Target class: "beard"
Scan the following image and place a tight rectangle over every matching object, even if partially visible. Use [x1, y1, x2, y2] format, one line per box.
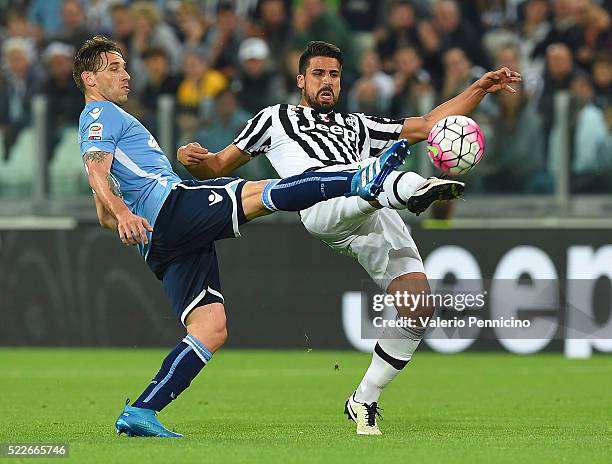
[114, 94, 128, 106]
[303, 86, 338, 113]
[100, 87, 128, 106]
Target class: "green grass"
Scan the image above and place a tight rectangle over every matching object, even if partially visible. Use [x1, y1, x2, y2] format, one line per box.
[0, 349, 611, 463]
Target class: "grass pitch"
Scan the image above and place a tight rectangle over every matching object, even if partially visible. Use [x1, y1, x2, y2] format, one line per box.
[1, 349, 610, 463]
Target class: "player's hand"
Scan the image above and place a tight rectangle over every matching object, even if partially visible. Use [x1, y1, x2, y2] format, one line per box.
[478, 67, 521, 94]
[116, 211, 153, 246]
[177, 142, 210, 166]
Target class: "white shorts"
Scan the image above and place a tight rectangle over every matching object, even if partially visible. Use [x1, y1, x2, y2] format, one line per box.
[300, 195, 424, 288]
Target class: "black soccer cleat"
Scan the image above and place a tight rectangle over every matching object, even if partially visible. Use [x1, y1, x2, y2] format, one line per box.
[406, 177, 465, 216]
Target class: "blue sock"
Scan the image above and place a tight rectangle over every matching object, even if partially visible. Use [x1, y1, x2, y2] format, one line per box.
[261, 171, 355, 211]
[132, 334, 212, 411]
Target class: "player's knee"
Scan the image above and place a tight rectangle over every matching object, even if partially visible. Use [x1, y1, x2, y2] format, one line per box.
[388, 272, 435, 318]
[185, 303, 228, 352]
[214, 324, 228, 348]
[206, 318, 228, 350]
[188, 322, 227, 353]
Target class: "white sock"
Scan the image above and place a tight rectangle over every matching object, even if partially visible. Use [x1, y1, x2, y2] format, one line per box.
[377, 171, 426, 209]
[353, 324, 423, 404]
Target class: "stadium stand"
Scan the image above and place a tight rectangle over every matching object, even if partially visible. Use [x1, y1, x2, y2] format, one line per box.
[0, 0, 610, 215]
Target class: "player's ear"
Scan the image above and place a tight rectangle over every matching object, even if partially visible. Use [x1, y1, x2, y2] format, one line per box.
[82, 71, 95, 88]
[297, 74, 305, 90]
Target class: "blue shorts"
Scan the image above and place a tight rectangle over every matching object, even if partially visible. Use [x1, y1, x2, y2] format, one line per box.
[146, 178, 247, 325]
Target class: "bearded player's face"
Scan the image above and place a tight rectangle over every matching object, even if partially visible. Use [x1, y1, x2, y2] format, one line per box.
[298, 56, 341, 112]
[89, 51, 131, 105]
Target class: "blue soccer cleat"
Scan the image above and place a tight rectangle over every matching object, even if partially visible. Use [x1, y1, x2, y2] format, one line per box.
[115, 399, 183, 438]
[350, 139, 410, 200]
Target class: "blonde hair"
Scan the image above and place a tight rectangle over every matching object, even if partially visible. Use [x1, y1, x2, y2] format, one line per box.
[176, 1, 204, 19]
[130, 1, 161, 27]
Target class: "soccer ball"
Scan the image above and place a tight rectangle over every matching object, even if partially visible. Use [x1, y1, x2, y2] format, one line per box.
[426, 115, 485, 176]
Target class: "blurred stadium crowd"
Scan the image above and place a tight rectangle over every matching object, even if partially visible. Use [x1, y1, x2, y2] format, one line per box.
[0, 0, 611, 196]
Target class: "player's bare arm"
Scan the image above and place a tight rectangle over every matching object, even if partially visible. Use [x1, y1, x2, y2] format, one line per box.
[84, 150, 153, 246]
[400, 67, 521, 144]
[177, 142, 250, 179]
[93, 193, 118, 231]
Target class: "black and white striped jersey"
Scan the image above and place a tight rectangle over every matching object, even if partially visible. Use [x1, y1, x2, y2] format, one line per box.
[233, 104, 405, 177]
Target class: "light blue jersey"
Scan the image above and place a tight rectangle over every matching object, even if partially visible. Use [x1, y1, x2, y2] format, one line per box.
[79, 101, 181, 258]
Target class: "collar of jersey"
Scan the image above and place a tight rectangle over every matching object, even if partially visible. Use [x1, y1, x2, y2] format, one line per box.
[296, 104, 334, 116]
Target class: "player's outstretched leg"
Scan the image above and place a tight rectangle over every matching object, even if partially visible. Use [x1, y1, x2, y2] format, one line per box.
[240, 146, 409, 218]
[349, 139, 464, 216]
[377, 171, 465, 216]
[241, 140, 410, 218]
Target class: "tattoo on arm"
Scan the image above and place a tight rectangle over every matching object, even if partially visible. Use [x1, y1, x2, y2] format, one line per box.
[107, 173, 121, 197]
[85, 150, 121, 197]
[84, 150, 110, 163]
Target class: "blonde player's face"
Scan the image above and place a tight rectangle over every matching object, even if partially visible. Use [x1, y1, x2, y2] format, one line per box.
[298, 56, 341, 112]
[89, 51, 131, 105]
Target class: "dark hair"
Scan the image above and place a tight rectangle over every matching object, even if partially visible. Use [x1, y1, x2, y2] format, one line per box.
[73, 35, 123, 94]
[390, 0, 414, 11]
[572, 70, 594, 87]
[110, 3, 128, 13]
[142, 46, 168, 61]
[217, 0, 235, 13]
[593, 53, 611, 66]
[298, 41, 343, 75]
[6, 9, 26, 22]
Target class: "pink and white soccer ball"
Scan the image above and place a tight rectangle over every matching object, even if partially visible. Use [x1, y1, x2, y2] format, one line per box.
[426, 115, 485, 176]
